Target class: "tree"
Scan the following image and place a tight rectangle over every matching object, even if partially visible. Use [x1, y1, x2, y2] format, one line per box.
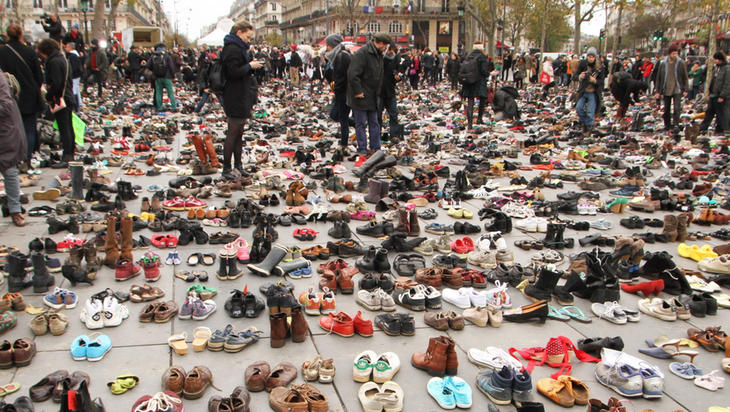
[474, 0, 498, 56]
[91, 0, 106, 42]
[525, 0, 571, 53]
[107, 0, 136, 36]
[505, 0, 531, 49]
[265, 32, 285, 46]
[337, 0, 362, 36]
[572, 0, 599, 55]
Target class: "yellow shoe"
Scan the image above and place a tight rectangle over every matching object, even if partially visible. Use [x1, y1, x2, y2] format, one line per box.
[677, 243, 693, 259]
[462, 209, 474, 219]
[689, 244, 718, 262]
[447, 208, 463, 218]
[139, 212, 156, 222]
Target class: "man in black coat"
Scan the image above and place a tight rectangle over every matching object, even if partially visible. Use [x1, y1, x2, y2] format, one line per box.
[324, 33, 351, 148]
[127, 45, 142, 83]
[609, 74, 648, 119]
[0, 24, 45, 160]
[378, 44, 402, 140]
[700, 51, 730, 134]
[221, 21, 262, 178]
[347, 33, 388, 157]
[37, 38, 75, 164]
[289, 45, 302, 86]
[42, 14, 63, 43]
[147, 44, 177, 111]
[492, 85, 520, 121]
[575, 47, 604, 133]
[62, 24, 85, 55]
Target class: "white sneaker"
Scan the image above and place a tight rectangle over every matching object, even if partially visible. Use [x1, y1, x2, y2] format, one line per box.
[514, 217, 548, 232]
[477, 235, 491, 251]
[80, 298, 104, 329]
[416, 284, 442, 309]
[467, 346, 523, 370]
[460, 287, 486, 307]
[376, 288, 396, 311]
[102, 296, 129, 327]
[591, 301, 628, 324]
[353, 350, 378, 382]
[372, 352, 401, 383]
[485, 280, 511, 309]
[442, 288, 471, 309]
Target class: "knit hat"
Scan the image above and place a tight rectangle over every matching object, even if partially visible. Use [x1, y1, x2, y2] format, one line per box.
[373, 33, 392, 44]
[325, 34, 343, 47]
[713, 51, 726, 62]
[586, 47, 597, 57]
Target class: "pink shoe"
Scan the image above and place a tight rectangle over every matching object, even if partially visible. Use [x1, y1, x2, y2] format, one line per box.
[234, 237, 250, 263]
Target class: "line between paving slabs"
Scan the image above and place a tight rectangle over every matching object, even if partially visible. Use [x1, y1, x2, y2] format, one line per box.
[308, 324, 349, 412]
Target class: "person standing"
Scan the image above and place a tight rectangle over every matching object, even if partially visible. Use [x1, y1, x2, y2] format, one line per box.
[37, 39, 75, 165]
[347, 33, 388, 161]
[149, 43, 178, 112]
[445, 52, 460, 90]
[62, 24, 85, 55]
[64, 42, 83, 111]
[541, 57, 555, 98]
[699, 52, 730, 135]
[0, 69, 28, 227]
[460, 44, 488, 129]
[514, 56, 526, 89]
[421, 48, 435, 87]
[127, 45, 142, 83]
[575, 47, 604, 134]
[41, 14, 63, 43]
[0, 24, 44, 161]
[688, 61, 704, 101]
[569, 54, 580, 91]
[378, 43, 402, 140]
[324, 34, 351, 149]
[407, 51, 420, 89]
[436, 52, 444, 83]
[85, 39, 108, 98]
[289, 45, 302, 87]
[641, 57, 654, 94]
[502, 50, 512, 81]
[221, 22, 262, 178]
[653, 44, 689, 132]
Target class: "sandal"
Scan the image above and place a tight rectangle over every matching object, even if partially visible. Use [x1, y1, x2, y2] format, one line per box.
[548, 305, 570, 321]
[559, 306, 592, 323]
[688, 328, 722, 352]
[175, 271, 195, 282]
[0, 382, 20, 397]
[192, 327, 212, 352]
[129, 284, 165, 303]
[168, 332, 188, 355]
[201, 254, 216, 266]
[107, 374, 139, 395]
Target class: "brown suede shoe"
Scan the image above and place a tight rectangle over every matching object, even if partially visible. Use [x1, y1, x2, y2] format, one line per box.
[12, 337, 35, 366]
[229, 385, 251, 412]
[183, 365, 217, 400]
[269, 386, 308, 412]
[0, 340, 14, 369]
[265, 362, 297, 392]
[297, 384, 328, 412]
[154, 301, 179, 323]
[162, 365, 186, 395]
[245, 361, 270, 392]
[424, 312, 449, 331]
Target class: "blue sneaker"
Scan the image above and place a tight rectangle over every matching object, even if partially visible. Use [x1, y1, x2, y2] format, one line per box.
[43, 287, 77, 309]
[477, 366, 514, 405]
[444, 376, 472, 408]
[512, 369, 533, 406]
[427, 377, 456, 409]
[86, 334, 112, 361]
[70, 334, 89, 361]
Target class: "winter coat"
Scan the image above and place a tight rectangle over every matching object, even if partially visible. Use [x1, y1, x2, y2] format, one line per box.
[492, 86, 520, 119]
[576, 58, 604, 109]
[445, 57, 460, 78]
[66, 51, 83, 79]
[127, 50, 142, 70]
[0, 71, 26, 173]
[709, 62, 730, 99]
[641, 61, 654, 78]
[381, 53, 401, 100]
[610, 78, 648, 107]
[42, 20, 63, 42]
[86, 47, 109, 75]
[347, 41, 383, 112]
[43, 49, 74, 109]
[421, 52, 435, 69]
[221, 34, 257, 119]
[0, 40, 45, 116]
[329, 50, 351, 96]
[653, 56, 689, 96]
[459, 50, 488, 98]
[62, 30, 85, 53]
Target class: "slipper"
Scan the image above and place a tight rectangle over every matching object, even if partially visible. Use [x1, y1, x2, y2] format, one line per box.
[107, 374, 139, 395]
[559, 306, 592, 323]
[0, 382, 20, 397]
[24, 304, 45, 315]
[201, 254, 215, 266]
[536, 377, 575, 407]
[174, 271, 195, 282]
[192, 327, 212, 352]
[168, 332, 188, 355]
[187, 253, 201, 266]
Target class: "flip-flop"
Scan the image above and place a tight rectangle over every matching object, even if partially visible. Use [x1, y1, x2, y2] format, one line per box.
[192, 327, 211, 352]
[201, 254, 215, 266]
[168, 332, 188, 355]
[547, 305, 570, 321]
[559, 306, 592, 323]
[107, 374, 139, 395]
[0, 382, 20, 396]
[187, 253, 201, 266]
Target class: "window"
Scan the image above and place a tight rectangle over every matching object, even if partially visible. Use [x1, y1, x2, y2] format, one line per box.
[33, 0, 42, 7]
[5, 0, 16, 7]
[57, 0, 67, 8]
[389, 20, 402, 33]
[368, 21, 380, 32]
[270, 2, 275, 10]
[106, 0, 111, 8]
[417, 0, 425, 12]
[441, 0, 449, 12]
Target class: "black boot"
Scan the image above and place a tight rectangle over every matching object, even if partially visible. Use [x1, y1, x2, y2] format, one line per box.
[67, 216, 80, 234]
[247, 244, 287, 276]
[542, 223, 557, 246]
[61, 264, 93, 286]
[374, 247, 390, 271]
[352, 150, 385, 177]
[31, 251, 55, 293]
[227, 254, 242, 279]
[552, 272, 588, 305]
[46, 216, 68, 234]
[327, 221, 351, 239]
[638, 251, 676, 279]
[216, 254, 230, 280]
[7, 251, 31, 292]
[68, 162, 84, 200]
[523, 267, 561, 301]
[355, 246, 378, 272]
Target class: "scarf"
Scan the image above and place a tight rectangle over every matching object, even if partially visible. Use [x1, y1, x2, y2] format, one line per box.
[223, 33, 251, 63]
[325, 42, 345, 65]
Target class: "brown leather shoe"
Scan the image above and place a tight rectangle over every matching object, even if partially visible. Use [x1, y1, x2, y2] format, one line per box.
[52, 371, 89, 402]
[12, 337, 36, 366]
[0, 340, 12, 369]
[318, 270, 337, 292]
[265, 362, 297, 392]
[415, 267, 443, 287]
[11, 213, 26, 227]
[245, 361, 270, 392]
[290, 305, 308, 343]
[183, 365, 217, 400]
[336, 268, 355, 294]
[424, 312, 449, 331]
[139, 302, 158, 323]
[269, 313, 287, 348]
[229, 385, 251, 412]
[162, 365, 186, 395]
[297, 383, 328, 412]
[29, 369, 69, 402]
[439, 335, 459, 375]
[441, 269, 463, 288]
[269, 386, 308, 412]
[154, 300, 179, 323]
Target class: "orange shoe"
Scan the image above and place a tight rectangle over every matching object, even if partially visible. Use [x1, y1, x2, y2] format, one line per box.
[319, 288, 336, 314]
[299, 288, 322, 316]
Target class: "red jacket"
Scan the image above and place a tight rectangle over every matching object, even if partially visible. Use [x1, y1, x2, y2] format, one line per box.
[641, 61, 654, 78]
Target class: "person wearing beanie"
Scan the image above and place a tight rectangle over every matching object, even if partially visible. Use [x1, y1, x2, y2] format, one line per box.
[62, 23, 85, 55]
[699, 51, 730, 135]
[324, 33, 352, 149]
[653, 44, 688, 132]
[575, 47, 604, 134]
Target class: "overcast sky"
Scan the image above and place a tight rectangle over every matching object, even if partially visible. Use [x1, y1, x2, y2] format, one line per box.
[163, 0, 606, 41]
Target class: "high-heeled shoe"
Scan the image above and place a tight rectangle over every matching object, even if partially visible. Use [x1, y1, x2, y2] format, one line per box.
[503, 300, 548, 323]
[639, 339, 699, 363]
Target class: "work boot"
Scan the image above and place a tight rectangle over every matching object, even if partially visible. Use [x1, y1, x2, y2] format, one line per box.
[394, 208, 409, 234]
[662, 215, 678, 242]
[290, 305, 308, 343]
[676, 214, 688, 242]
[103, 215, 120, 268]
[523, 267, 561, 302]
[119, 215, 134, 262]
[247, 244, 287, 276]
[7, 251, 31, 293]
[439, 335, 458, 376]
[269, 312, 288, 348]
[411, 336, 448, 376]
[31, 251, 55, 293]
[68, 162, 84, 200]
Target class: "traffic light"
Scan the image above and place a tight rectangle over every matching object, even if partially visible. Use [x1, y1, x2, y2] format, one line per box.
[599, 29, 606, 40]
[652, 30, 664, 42]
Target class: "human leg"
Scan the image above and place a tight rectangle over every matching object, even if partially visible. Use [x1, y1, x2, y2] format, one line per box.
[352, 109, 369, 153]
[194, 92, 210, 113]
[55, 107, 75, 161]
[662, 95, 672, 130]
[366, 110, 381, 151]
[699, 97, 717, 132]
[155, 79, 164, 111]
[672, 93, 681, 129]
[22, 114, 37, 160]
[164, 78, 178, 109]
[223, 117, 245, 171]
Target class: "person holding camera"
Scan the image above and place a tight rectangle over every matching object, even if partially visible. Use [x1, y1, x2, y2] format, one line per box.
[37, 38, 75, 166]
[575, 47, 604, 134]
[41, 14, 63, 43]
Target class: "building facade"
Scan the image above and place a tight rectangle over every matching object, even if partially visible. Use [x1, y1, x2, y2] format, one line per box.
[253, 0, 281, 42]
[229, 0, 256, 23]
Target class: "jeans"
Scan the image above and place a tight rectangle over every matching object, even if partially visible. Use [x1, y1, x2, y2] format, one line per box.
[352, 109, 381, 153]
[334, 93, 350, 147]
[21, 113, 38, 159]
[662, 93, 682, 130]
[155, 78, 178, 111]
[194, 92, 210, 113]
[224, 117, 246, 170]
[1, 167, 21, 214]
[54, 107, 74, 160]
[71, 77, 82, 111]
[576, 92, 597, 127]
[377, 95, 400, 137]
[700, 97, 729, 133]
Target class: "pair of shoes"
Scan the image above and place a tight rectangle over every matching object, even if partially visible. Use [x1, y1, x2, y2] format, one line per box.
[70, 333, 112, 361]
[225, 288, 264, 318]
[428, 376, 472, 409]
[301, 355, 336, 383]
[374, 312, 415, 336]
[358, 381, 404, 412]
[318, 259, 357, 293]
[536, 375, 589, 407]
[30, 310, 68, 336]
[79, 296, 128, 329]
[0, 337, 35, 368]
[319, 311, 372, 337]
[244, 361, 296, 392]
[299, 287, 336, 315]
[476, 365, 533, 406]
[269, 383, 328, 411]
[162, 365, 218, 400]
[595, 362, 663, 398]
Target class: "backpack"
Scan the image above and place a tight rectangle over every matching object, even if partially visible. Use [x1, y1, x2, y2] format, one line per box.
[208, 58, 226, 92]
[151, 53, 167, 77]
[458, 55, 480, 84]
[4, 72, 20, 103]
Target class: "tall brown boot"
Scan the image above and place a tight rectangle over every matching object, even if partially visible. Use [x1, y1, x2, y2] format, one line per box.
[439, 336, 458, 375]
[103, 215, 119, 268]
[662, 215, 678, 242]
[119, 215, 134, 262]
[411, 336, 448, 376]
[676, 214, 689, 242]
[394, 208, 409, 234]
[290, 305, 308, 343]
[270, 312, 287, 348]
[408, 210, 420, 236]
[191, 134, 209, 163]
[204, 134, 222, 168]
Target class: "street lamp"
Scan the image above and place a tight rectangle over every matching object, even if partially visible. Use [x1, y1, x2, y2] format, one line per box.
[80, 0, 89, 42]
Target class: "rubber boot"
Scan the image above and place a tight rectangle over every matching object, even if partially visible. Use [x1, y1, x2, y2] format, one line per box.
[227, 255, 242, 279]
[7, 251, 31, 293]
[247, 244, 287, 276]
[204, 134, 222, 168]
[290, 305, 308, 343]
[364, 179, 386, 204]
[368, 155, 398, 176]
[352, 150, 385, 177]
[272, 257, 310, 277]
[523, 267, 561, 302]
[119, 215, 134, 262]
[269, 312, 287, 348]
[216, 255, 229, 279]
[411, 336, 448, 376]
[103, 215, 120, 268]
[31, 251, 55, 293]
[68, 162, 84, 200]
[191, 134, 209, 163]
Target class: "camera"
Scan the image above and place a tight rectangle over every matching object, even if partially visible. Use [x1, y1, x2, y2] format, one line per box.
[40, 13, 52, 25]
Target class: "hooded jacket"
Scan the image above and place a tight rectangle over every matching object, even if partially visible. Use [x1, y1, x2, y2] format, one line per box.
[709, 62, 730, 99]
[492, 86, 520, 119]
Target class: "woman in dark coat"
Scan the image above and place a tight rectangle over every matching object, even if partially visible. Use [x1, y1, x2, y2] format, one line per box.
[445, 52, 461, 90]
[221, 22, 262, 178]
[37, 38, 75, 165]
[0, 69, 27, 226]
[460, 45, 489, 129]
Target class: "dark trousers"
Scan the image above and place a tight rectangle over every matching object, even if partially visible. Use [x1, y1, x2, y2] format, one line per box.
[700, 97, 729, 133]
[22, 113, 38, 159]
[450, 76, 459, 90]
[352, 109, 381, 153]
[54, 107, 74, 160]
[663, 93, 682, 130]
[194, 92, 210, 113]
[334, 93, 350, 147]
[88, 69, 104, 97]
[409, 74, 419, 89]
[224, 117, 246, 170]
[130, 68, 141, 83]
[466, 96, 486, 127]
[377, 95, 400, 137]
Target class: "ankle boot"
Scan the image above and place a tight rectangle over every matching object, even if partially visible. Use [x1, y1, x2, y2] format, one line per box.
[31, 251, 55, 293]
[204, 134, 222, 168]
[290, 305, 308, 343]
[7, 251, 31, 292]
[374, 247, 391, 272]
[394, 208, 409, 234]
[364, 179, 386, 204]
[84, 244, 101, 278]
[247, 244, 287, 276]
[542, 223, 557, 245]
[676, 214, 688, 242]
[61, 263, 93, 286]
[272, 257, 310, 277]
[227, 255, 242, 280]
[103, 215, 120, 268]
[523, 267, 561, 302]
[119, 216, 134, 262]
[662, 215, 678, 242]
[353, 150, 386, 177]
[68, 162, 84, 200]
[327, 221, 351, 239]
[411, 336, 448, 376]
[552, 272, 588, 305]
[439, 335, 458, 375]
[408, 210, 420, 236]
[217, 253, 230, 279]
[269, 312, 288, 348]
[355, 246, 377, 272]
[46, 216, 68, 234]
[64, 245, 84, 268]
[191, 134, 209, 163]
[85, 182, 109, 202]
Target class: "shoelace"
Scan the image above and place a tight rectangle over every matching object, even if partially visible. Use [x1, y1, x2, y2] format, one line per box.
[596, 301, 624, 320]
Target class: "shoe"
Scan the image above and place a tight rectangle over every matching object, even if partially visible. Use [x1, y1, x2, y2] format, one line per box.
[476, 366, 513, 405]
[637, 298, 678, 321]
[318, 312, 354, 337]
[594, 362, 643, 397]
[427, 377, 457, 409]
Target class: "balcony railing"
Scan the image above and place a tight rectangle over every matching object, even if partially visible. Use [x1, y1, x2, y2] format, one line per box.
[280, 5, 456, 29]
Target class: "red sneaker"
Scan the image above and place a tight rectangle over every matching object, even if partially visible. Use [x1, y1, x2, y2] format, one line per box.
[353, 311, 373, 337]
[318, 312, 354, 337]
[141, 262, 161, 281]
[115, 259, 141, 281]
[355, 156, 367, 167]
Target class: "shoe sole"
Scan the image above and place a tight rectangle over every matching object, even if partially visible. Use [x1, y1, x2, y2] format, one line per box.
[33, 189, 61, 200]
[318, 324, 354, 337]
[595, 371, 643, 397]
[410, 358, 445, 377]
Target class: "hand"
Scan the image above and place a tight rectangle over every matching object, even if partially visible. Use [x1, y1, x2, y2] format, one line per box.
[579, 73, 585, 80]
[250, 60, 263, 69]
[719, 97, 725, 103]
[355, 93, 364, 98]
[589, 75, 597, 83]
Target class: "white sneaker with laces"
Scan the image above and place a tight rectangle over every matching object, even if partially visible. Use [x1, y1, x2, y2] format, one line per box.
[460, 287, 486, 307]
[442, 288, 471, 309]
[80, 298, 104, 329]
